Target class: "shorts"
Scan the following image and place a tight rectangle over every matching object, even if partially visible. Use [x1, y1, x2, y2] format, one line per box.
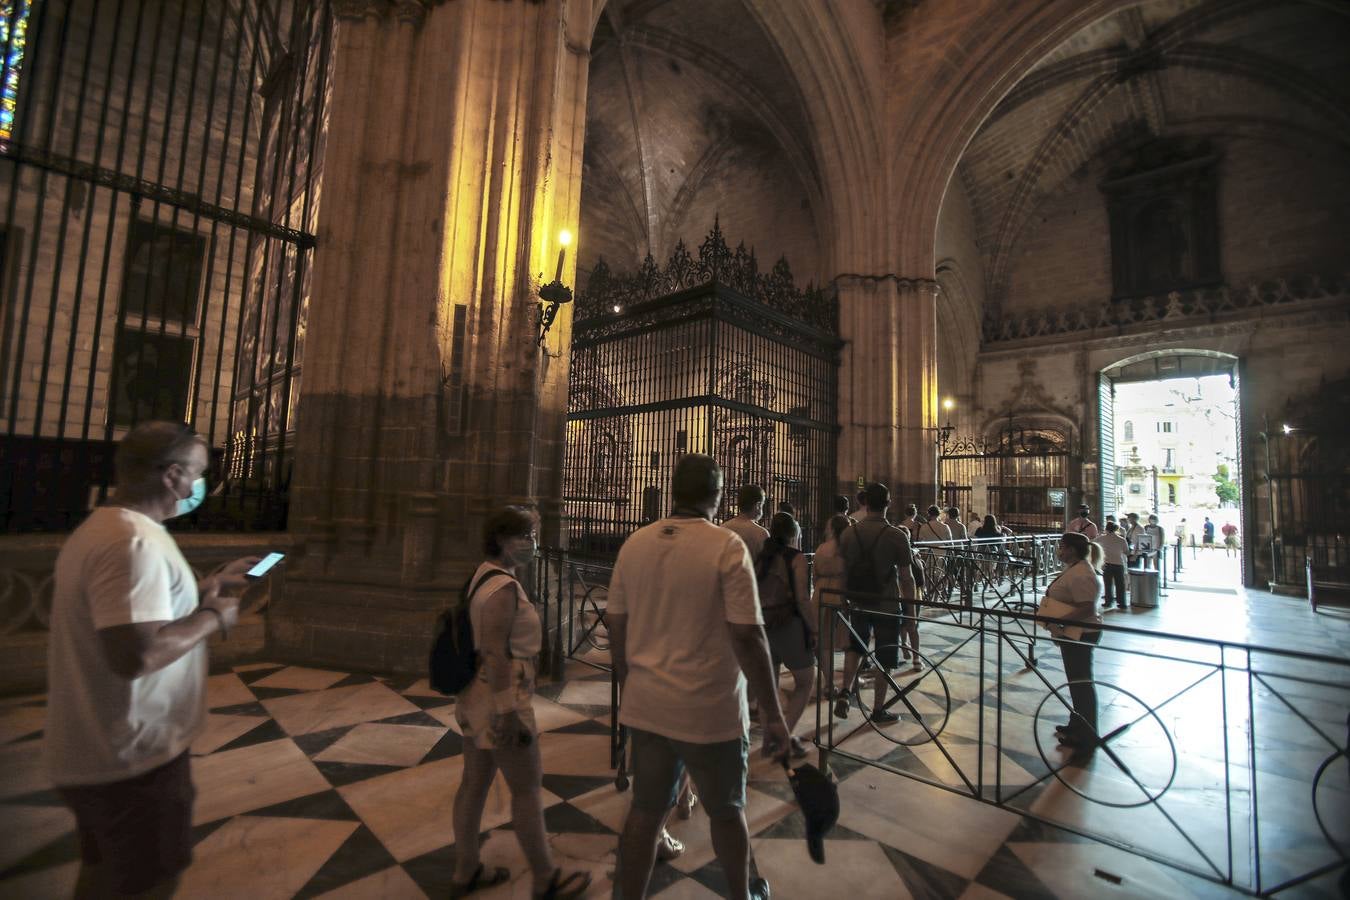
[628, 728, 748, 819]
[58, 751, 195, 895]
[847, 603, 901, 669]
[455, 659, 539, 749]
[766, 615, 815, 672]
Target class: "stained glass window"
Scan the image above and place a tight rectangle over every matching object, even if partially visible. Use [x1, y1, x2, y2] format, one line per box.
[1, 1, 33, 145]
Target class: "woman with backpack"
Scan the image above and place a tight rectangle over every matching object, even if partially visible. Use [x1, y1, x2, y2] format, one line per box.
[756, 512, 815, 758]
[449, 507, 591, 900]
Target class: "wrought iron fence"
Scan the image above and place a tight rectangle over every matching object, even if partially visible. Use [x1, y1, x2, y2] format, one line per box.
[817, 563, 1350, 896]
[1261, 426, 1349, 588]
[565, 225, 841, 554]
[939, 427, 1080, 534]
[0, 0, 330, 533]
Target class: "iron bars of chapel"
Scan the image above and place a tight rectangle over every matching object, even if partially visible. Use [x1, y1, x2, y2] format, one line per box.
[938, 421, 1081, 533]
[564, 223, 841, 555]
[0, 0, 331, 533]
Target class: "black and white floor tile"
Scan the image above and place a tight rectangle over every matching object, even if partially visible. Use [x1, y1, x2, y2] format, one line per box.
[1, 560, 1346, 898]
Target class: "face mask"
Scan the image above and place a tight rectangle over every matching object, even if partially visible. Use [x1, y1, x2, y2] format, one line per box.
[173, 477, 207, 518]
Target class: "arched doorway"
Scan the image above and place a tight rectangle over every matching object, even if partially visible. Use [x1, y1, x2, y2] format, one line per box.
[1099, 350, 1242, 586]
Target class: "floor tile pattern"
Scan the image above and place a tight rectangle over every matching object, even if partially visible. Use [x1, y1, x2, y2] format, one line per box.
[2, 557, 1346, 898]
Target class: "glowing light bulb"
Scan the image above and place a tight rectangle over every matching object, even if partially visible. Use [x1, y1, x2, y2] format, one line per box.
[943, 397, 955, 411]
[612, 304, 622, 314]
[558, 229, 573, 247]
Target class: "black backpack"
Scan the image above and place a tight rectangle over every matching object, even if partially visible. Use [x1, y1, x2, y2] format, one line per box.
[428, 571, 513, 695]
[846, 524, 893, 597]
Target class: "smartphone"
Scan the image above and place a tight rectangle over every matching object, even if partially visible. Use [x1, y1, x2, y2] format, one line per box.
[245, 552, 286, 579]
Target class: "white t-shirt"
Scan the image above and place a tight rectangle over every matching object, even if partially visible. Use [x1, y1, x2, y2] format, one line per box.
[45, 507, 206, 786]
[1098, 531, 1130, 567]
[722, 516, 769, 561]
[610, 516, 762, 743]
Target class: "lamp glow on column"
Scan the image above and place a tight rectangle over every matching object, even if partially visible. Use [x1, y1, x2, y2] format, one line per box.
[537, 229, 574, 346]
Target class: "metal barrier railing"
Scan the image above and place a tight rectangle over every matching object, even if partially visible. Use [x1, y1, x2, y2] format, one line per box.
[815, 581, 1350, 896]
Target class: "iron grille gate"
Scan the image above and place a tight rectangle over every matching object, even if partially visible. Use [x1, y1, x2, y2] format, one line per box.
[1262, 426, 1349, 586]
[939, 424, 1080, 533]
[0, 0, 331, 532]
[564, 225, 840, 554]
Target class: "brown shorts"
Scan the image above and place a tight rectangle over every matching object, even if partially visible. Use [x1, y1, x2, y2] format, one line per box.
[58, 751, 196, 894]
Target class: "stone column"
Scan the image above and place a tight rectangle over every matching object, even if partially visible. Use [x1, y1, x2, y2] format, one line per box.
[836, 274, 939, 508]
[272, 0, 591, 672]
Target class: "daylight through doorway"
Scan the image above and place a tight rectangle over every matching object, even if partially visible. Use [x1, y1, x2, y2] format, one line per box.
[1104, 364, 1243, 588]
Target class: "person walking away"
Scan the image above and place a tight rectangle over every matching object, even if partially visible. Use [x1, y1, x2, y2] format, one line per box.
[833, 493, 857, 526]
[1222, 521, 1239, 557]
[916, 506, 953, 601]
[1068, 504, 1099, 539]
[812, 514, 852, 685]
[945, 507, 968, 540]
[836, 483, 919, 722]
[1124, 512, 1143, 567]
[723, 484, 769, 560]
[1098, 522, 1130, 610]
[897, 503, 920, 535]
[45, 422, 260, 898]
[450, 506, 591, 899]
[1143, 515, 1166, 570]
[1041, 532, 1105, 758]
[754, 512, 815, 757]
[609, 455, 789, 900]
[1202, 517, 1215, 550]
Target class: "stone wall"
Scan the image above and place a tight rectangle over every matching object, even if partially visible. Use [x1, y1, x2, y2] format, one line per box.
[0, 532, 286, 695]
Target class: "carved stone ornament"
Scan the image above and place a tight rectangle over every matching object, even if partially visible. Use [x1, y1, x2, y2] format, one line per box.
[331, 0, 389, 20]
[983, 273, 1348, 346]
[982, 359, 1080, 447]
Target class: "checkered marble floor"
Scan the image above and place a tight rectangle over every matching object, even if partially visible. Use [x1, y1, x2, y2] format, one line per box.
[2, 576, 1346, 898]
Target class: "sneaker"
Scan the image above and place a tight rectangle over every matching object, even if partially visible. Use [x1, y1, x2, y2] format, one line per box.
[833, 692, 853, 719]
[869, 708, 900, 724]
[750, 876, 771, 900]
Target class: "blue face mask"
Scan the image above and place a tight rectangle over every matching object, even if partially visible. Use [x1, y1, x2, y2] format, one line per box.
[174, 477, 207, 518]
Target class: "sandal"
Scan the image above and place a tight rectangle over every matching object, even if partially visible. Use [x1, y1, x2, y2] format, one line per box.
[657, 828, 685, 861]
[450, 864, 511, 898]
[677, 789, 698, 820]
[536, 868, 592, 900]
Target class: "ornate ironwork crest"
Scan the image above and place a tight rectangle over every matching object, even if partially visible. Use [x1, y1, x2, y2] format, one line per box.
[576, 219, 837, 334]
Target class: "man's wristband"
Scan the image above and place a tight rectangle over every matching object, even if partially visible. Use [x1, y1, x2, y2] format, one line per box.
[201, 606, 228, 639]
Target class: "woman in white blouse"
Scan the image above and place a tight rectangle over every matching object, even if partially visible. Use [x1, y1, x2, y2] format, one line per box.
[1041, 531, 1104, 755]
[811, 514, 852, 683]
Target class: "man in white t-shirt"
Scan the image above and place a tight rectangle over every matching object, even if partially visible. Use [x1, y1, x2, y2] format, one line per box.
[1097, 521, 1130, 609]
[722, 483, 769, 561]
[46, 422, 257, 897]
[610, 455, 788, 900]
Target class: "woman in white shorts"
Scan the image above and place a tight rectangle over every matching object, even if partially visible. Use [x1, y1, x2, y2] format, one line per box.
[450, 507, 590, 900]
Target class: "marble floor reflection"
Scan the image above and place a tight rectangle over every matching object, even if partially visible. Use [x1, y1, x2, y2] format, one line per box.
[1, 564, 1346, 898]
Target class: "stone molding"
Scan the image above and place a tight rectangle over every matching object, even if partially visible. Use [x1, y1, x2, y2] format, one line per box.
[332, 0, 452, 26]
[982, 274, 1349, 348]
[832, 273, 940, 295]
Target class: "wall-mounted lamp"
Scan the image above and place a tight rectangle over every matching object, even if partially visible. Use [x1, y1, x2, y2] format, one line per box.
[938, 397, 956, 451]
[537, 229, 574, 346]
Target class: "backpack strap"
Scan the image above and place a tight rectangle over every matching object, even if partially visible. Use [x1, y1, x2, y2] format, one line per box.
[466, 570, 519, 658]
